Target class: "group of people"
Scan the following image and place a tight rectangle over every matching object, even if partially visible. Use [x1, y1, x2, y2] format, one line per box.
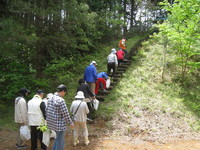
[107, 38, 128, 77]
[14, 38, 128, 150]
[14, 85, 91, 150]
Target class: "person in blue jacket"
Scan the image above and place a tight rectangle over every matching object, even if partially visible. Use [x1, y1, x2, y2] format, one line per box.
[83, 61, 97, 93]
[97, 72, 109, 79]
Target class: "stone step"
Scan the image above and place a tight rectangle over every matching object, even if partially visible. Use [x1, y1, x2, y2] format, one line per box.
[110, 81, 117, 86]
[115, 70, 125, 74]
[119, 64, 129, 68]
[97, 90, 109, 95]
[95, 95, 105, 101]
[117, 68, 126, 71]
[112, 78, 120, 82]
[107, 86, 113, 90]
[114, 74, 123, 78]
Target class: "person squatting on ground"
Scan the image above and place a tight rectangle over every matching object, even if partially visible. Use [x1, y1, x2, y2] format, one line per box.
[77, 78, 95, 120]
[28, 89, 47, 150]
[97, 72, 110, 93]
[46, 84, 74, 150]
[107, 48, 118, 77]
[116, 48, 125, 66]
[14, 88, 30, 149]
[70, 91, 90, 146]
[95, 78, 108, 95]
[83, 61, 98, 93]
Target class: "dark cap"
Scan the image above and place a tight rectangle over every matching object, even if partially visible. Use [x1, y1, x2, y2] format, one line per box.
[19, 88, 30, 94]
[36, 89, 44, 94]
[19, 88, 30, 97]
[57, 84, 67, 92]
[78, 79, 85, 85]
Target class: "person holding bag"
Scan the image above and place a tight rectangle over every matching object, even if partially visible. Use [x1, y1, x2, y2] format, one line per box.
[70, 91, 90, 146]
[14, 88, 30, 149]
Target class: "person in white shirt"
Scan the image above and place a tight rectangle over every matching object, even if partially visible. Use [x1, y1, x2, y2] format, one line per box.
[107, 48, 118, 77]
[70, 91, 90, 146]
[28, 89, 46, 150]
[14, 88, 30, 149]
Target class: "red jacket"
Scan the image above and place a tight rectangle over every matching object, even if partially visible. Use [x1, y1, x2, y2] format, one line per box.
[116, 50, 125, 60]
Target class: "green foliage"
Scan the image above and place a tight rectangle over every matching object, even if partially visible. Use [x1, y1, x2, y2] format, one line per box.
[156, 0, 200, 81]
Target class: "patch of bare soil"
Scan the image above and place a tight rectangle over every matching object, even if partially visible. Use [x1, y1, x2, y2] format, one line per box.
[0, 118, 200, 150]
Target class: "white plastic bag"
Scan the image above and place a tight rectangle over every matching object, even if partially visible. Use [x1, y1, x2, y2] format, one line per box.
[50, 130, 56, 139]
[20, 125, 31, 141]
[42, 130, 51, 147]
[106, 78, 111, 89]
[93, 99, 99, 110]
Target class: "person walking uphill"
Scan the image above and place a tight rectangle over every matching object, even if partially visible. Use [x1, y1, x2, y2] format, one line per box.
[14, 88, 30, 149]
[107, 48, 118, 77]
[46, 84, 74, 150]
[70, 91, 90, 146]
[116, 48, 125, 66]
[28, 89, 47, 150]
[83, 61, 98, 93]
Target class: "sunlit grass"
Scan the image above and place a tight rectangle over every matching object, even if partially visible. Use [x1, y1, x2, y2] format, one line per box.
[97, 36, 200, 130]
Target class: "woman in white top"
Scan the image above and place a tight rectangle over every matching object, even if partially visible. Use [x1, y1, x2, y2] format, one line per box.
[70, 91, 89, 146]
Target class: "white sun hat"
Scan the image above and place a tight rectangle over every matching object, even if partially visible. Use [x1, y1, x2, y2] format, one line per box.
[75, 91, 85, 99]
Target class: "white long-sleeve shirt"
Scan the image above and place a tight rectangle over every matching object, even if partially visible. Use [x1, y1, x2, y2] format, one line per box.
[107, 53, 118, 65]
[70, 100, 89, 122]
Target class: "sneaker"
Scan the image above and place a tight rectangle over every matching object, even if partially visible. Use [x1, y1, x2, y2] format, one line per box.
[85, 140, 90, 146]
[102, 89, 108, 93]
[74, 140, 79, 146]
[16, 144, 27, 149]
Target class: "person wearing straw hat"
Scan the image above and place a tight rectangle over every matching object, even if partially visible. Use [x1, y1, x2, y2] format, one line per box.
[70, 91, 90, 146]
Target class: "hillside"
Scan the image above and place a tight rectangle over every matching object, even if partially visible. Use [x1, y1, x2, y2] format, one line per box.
[96, 35, 200, 144]
[0, 34, 200, 150]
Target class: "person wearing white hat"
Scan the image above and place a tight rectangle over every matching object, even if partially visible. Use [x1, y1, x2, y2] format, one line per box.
[107, 48, 118, 77]
[70, 91, 90, 146]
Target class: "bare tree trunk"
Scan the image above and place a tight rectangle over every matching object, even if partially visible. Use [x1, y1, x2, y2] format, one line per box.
[123, 0, 128, 36]
[130, 0, 135, 30]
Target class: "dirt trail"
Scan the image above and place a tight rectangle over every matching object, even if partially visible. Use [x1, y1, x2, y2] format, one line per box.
[0, 119, 200, 150]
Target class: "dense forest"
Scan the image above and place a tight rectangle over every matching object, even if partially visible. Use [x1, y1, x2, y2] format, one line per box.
[0, 0, 199, 105]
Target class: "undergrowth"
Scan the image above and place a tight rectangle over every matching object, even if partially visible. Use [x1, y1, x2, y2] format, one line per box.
[97, 35, 200, 131]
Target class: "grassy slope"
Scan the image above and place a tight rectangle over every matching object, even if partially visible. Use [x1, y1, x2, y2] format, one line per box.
[97, 35, 200, 141]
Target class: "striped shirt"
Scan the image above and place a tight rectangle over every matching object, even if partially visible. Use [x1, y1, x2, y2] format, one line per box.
[46, 93, 73, 131]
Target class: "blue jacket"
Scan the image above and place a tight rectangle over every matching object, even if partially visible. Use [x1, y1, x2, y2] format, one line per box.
[84, 65, 97, 83]
[97, 72, 109, 79]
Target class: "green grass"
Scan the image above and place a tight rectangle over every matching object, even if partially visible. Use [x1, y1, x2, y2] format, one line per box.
[97, 36, 200, 131]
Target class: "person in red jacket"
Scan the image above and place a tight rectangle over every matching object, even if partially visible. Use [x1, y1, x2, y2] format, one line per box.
[95, 78, 108, 95]
[116, 48, 125, 66]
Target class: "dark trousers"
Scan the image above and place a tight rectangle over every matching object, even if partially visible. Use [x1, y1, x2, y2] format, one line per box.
[30, 126, 47, 150]
[122, 49, 129, 59]
[107, 62, 116, 77]
[118, 59, 123, 66]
